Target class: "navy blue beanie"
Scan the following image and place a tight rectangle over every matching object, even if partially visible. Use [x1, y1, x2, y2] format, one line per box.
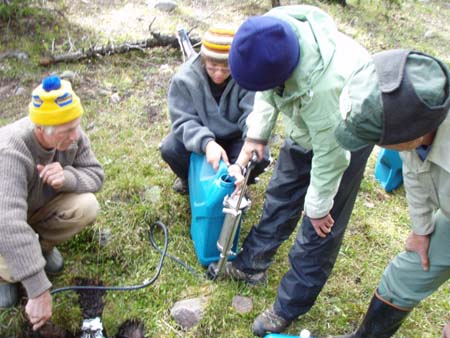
[229, 16, 300, 91]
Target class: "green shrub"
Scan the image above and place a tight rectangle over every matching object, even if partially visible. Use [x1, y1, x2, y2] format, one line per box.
[0, 0, 35, 22]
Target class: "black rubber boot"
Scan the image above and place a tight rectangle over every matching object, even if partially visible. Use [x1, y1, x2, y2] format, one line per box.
[332, 293, 411, 338]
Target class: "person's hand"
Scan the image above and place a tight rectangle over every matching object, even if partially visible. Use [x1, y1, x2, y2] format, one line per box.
[405, 232, 430, 271]
[442, 322, 450, 338]
[228, 163, 245, 196]
[205, 141, 229, 171]
[25, 290, 52, 331]
[310, 213, 334, 238]
[37, 163, 65, 189]
[241, 140, 265, 164]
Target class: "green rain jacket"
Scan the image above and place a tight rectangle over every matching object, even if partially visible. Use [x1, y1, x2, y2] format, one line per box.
[246, 5, 370, 218]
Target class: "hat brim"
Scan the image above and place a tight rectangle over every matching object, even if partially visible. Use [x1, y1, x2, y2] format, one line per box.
[335, 119, 373, 152]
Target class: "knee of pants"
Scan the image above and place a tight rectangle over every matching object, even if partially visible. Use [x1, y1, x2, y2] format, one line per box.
[377, 251, 449, 309]
[75, 193, 100, 226]
[160, 135, 189, 165]
[159, 138, 176, 161]
[0, 256, 14, 283]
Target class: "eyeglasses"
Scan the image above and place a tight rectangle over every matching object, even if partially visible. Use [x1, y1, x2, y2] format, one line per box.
[205, 65, 230, 74]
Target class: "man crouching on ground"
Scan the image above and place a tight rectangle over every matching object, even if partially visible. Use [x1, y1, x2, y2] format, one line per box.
[0, 75, 104, 330]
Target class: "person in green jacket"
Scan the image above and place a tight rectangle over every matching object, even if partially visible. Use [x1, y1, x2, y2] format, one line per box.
[331, 50, 450, 337]
[223, 5, 373, 336]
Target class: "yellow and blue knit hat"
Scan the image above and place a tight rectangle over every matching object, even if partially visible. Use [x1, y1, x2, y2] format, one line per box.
[29, 76, 84, 126]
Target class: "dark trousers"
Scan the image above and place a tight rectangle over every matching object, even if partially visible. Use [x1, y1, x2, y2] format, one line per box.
[159, 132, 270, 183]
[233, 138, 373, 320]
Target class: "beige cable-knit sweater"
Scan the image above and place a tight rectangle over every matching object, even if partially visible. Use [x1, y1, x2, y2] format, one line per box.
[0, 117, 104, 298]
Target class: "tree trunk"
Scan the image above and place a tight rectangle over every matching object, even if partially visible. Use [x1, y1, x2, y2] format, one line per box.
[39, 31, 201, 66]
[271, 0, 281, 8]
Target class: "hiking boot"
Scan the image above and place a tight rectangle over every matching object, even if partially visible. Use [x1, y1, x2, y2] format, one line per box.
[253, 305, 292, 337]
[44, 247, 64, 275]
[222, 261, 266, 285]
[0, 282, 19, 308]
[172, 177, 188, 195]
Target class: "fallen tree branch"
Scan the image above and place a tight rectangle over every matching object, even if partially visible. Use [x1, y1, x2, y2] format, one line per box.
[39, 31, 201, 66]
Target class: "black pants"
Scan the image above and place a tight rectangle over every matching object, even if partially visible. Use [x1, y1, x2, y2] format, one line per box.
[233, 138, 373, 320]
[159, 132, 270, 183]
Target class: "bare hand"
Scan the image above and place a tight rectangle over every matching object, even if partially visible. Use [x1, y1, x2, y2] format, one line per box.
[241, 140, 265, 164]
[443, 322, 450, 338]
[310, 214, 334, 238]
[25, 290, 52, 331]
[205, 141, 229, 171]
[228, 164, 245, 196]
[37, 163, 65, 189]
[405, 232, 430, 271]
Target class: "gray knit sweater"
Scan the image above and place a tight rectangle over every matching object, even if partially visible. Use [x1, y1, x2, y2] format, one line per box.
[168, 54, 256, 153]
[0, 117, 104, 298]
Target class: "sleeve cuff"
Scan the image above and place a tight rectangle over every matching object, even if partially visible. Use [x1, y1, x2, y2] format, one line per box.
[411, 221, 435, 236]
[201, 138, 215, 153]
[60, 168, 77, 191]
[245, 137, 268, 145]
[21, 270, 52, 299]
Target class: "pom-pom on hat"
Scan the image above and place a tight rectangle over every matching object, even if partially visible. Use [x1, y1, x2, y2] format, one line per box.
[200, 25, 236, 62]
[229, 15, 300, 91]
[29, 75, 84, 126]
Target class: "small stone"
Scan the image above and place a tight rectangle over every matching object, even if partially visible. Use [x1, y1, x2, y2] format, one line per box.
[110, 92, 121, 103]
[423, 30, 434, 39]
[232, 295, 253, 314]
[98, 228, 112, 247]
[60, 70, 76, 82]
[14, 86, 26, 96]
[170, 297, 207, 330]
[153, 0, 177, 12]
[98, 88, 111, 96]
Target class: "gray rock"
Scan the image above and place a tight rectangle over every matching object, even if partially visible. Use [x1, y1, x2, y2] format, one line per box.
[170, 297, 207, 330]
[60, 70, 76, 82]
[98, 228, 112, 247]
[0, 51, 28, 61]
[110, 92, 121, 104]
[232, 295, 253, 314]
[14, 86, 26, 96]
[153, 0, 177, 12]
[98, 88, 111, 96]
[423, 30, 434, 39]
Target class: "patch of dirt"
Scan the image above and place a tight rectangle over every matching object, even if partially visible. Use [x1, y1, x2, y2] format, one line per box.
[0, 81, 18, 101]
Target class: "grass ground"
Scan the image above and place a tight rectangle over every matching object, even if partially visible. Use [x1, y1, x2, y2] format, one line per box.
[0, 0, 449, 337]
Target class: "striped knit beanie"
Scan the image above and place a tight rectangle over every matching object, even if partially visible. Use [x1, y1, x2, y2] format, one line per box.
[200, 25, 235, 62]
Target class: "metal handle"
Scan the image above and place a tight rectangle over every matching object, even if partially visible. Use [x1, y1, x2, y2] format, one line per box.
[233, 151, 257, 211]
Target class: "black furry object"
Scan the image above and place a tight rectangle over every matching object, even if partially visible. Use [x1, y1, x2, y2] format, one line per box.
[74, 277, 106, 319]
[115, 319, 145, 338]
[22, 321, 77, 338]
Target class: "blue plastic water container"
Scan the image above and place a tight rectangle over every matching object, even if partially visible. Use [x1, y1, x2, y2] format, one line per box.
[188, 153, 240, 266]
[374, 148, 403, 192]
